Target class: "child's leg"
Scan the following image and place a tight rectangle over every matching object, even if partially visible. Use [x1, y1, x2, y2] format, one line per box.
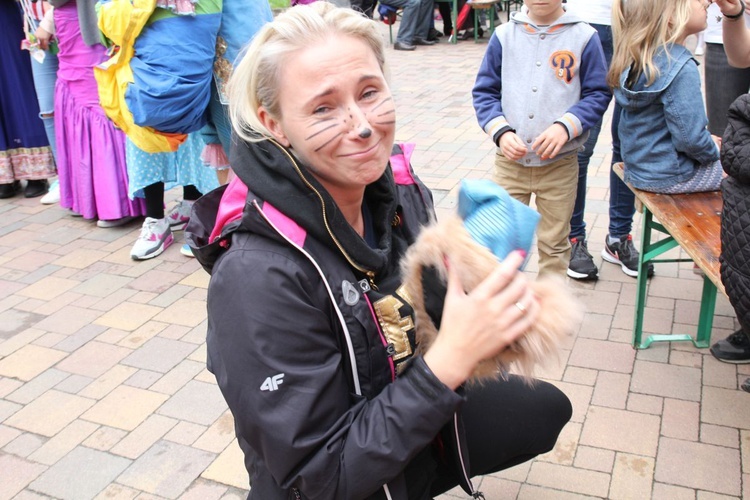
[493, 151, 532, 206]
[532, 154, 578, 277]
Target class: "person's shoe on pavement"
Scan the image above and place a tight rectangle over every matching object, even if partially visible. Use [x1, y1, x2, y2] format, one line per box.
[394, 41, 415, 51]
[567, 237, 598, 281]
[710, 330, 750, 364]
[413, 37, 436, 45]
[601, 234, 654, 278]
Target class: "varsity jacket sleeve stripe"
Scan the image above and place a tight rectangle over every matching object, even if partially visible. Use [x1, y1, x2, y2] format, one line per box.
[473, 34, 512, 145]
[561, 31, 611, 137]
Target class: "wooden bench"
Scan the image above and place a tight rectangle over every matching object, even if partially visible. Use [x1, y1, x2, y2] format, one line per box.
[613, 163, 725, 349]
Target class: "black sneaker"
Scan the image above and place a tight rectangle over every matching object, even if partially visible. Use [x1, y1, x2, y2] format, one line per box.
[601, 234, 654, 278]
[567, 237, 598, 281]
[710, 330, 750, 364]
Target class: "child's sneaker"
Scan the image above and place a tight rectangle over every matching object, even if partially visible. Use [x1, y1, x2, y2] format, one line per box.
[567, 237, 598, 281]
[180, 243, 194, 258]
[40, 179, 59, 205]
[131, 217, 173, 261]
[166, 200, 194, 231]
[601, 234, 654, 278]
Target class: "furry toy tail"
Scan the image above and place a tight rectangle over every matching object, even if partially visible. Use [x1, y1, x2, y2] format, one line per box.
[401, 215, 582, 383]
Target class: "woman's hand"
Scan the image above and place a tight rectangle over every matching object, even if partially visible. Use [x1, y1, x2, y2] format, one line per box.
[499, 131, 528, 161]
[714, 0, 744, 17]
[423, 251, 539, 390]
[34, 26, 52, 50]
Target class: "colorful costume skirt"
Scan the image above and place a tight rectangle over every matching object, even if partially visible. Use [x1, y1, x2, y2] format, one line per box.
[126, 133, 219, 199]
[0, 2, 55, 184]
[54, 1, 145, 220]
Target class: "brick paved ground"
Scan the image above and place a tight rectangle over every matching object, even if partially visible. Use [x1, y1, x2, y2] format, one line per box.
[0, 18, 747, 500]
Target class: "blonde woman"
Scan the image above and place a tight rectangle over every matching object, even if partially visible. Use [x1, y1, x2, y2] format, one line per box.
[186, 3, 571, 498]
[610, 0, 723, 194]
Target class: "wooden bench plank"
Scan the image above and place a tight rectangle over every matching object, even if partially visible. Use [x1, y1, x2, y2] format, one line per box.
[613, 163, 724, 294]
[612, 163, 725, 349]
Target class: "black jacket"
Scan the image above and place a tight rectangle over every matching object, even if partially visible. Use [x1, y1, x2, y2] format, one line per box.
[721, 94, 750, 333]
[186, 138, 475, 499]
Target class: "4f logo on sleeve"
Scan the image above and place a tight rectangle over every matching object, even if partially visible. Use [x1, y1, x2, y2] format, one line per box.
[549, 50, 577, 84]
[260, 373, 285, 391]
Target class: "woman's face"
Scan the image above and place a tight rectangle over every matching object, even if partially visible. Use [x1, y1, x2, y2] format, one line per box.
[259, 34, 396, 200]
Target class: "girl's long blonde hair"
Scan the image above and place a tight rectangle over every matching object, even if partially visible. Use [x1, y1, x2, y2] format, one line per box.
[227, 2, 388, 143]
[608, 0, 694, 88]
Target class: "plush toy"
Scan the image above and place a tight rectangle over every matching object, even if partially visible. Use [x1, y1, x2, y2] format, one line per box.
[401, 179, 582, 383]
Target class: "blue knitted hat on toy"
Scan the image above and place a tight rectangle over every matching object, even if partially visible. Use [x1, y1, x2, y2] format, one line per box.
[457, 179, 540, 267]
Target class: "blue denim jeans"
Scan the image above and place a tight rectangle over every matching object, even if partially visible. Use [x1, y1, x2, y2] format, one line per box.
[383, 0, 433, 44]
[30, 50, 59, 161]
[569, 23, 635, 240]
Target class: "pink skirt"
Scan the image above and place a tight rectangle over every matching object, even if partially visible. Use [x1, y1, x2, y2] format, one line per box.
[53, 2, 144, 220]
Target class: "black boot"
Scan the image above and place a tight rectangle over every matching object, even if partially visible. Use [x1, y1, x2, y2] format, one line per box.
[24, 179, 49, 198]
[0, 181, 21, 199]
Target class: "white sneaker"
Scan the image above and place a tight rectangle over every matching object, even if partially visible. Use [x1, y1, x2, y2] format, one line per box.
[166, 200, 194, 231]
[180, 243, 194, 258]
[40, 180, 60, 205]
[130, 217, 173, 260]
[97, 215, 137, 228]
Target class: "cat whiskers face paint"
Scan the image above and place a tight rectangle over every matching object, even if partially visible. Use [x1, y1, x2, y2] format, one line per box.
[305, 117, 346, 153]
[371, 97, 396, 126]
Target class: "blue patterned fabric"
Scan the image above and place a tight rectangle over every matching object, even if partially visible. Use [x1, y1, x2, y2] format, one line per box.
[457, 179, 540, 266]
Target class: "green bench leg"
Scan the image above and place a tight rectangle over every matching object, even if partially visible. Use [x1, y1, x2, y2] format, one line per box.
[695, 276, 717, 348]
[632, 207, 718, 349]
[632, 209, 653, 349]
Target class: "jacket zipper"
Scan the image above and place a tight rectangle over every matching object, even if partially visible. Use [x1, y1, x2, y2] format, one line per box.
[269, 139, 378, 289]
[255, 200, 394, 500]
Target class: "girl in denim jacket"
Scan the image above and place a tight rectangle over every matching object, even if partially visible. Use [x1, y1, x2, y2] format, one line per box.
[609, 0, 723, 194]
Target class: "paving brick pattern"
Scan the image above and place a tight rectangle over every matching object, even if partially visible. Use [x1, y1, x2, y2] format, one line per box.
[0, 20, 742, 499]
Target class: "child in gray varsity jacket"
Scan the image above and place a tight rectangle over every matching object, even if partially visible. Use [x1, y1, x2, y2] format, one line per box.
[472, 0, 610, 277]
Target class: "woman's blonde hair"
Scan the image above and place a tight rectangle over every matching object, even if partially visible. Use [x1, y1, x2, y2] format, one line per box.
[227, 2, 388, 143]
[608, 0, 694, 88]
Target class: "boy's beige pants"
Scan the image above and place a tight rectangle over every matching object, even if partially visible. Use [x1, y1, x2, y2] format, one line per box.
[493, 151, 578, 277]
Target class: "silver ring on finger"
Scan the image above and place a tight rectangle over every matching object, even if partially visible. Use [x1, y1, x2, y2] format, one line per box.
[514, 301, 527, 315]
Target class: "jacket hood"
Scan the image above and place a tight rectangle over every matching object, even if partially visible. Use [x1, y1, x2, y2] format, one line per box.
[188, 136, 401, 275]
[510, 8, 584, 28]
[614, 44, 695, 109]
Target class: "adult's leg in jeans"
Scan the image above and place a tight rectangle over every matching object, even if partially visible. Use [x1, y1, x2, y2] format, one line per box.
[608, 102, 636, 238]
[414, 0, 436, 40]
[388, 0, 420, 44]
[430, 376, 572, 496]
[30, 51, 59, 161]
[569, 23, 613, 241]
[705, 43, 750, 137]
[570, 120, 602, 240]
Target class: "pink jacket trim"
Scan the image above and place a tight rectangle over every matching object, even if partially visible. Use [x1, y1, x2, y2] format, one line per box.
[262, 202, 307, 248]
[391, 143, 417, 185]
[209, 176, 247, 244]
[209, 176, 307, 247]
